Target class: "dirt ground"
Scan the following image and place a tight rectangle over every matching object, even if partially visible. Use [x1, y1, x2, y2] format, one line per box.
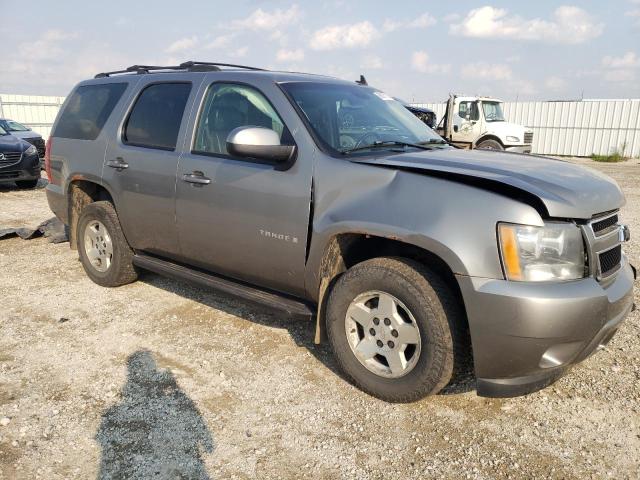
[1, 158, 639, 479]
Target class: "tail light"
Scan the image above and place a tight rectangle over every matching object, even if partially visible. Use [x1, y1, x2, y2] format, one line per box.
[44, 137, 52, 182]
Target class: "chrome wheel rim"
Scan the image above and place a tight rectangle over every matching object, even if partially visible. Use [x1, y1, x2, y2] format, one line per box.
[84, 220, 113, 273]
[345, 291, 422, 378]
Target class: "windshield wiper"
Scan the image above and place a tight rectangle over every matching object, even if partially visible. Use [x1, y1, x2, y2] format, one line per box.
[417, 139, 448, 145]
[342, 140, 439, 155]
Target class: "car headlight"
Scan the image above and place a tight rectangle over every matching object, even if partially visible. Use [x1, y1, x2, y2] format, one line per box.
[506, 136, 520, 143]
[25, 144, 37, 156]
[498, 222, 586, 281]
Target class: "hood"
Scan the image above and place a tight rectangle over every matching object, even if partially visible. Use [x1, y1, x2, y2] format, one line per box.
[6, 130, 40, 140]
[0, 134, 27, 152]
[352, 148, 624, 219]
[484, 121, 529, 140]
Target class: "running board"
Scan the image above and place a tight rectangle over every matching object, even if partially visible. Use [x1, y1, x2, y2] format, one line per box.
[132, 254, 314, 318]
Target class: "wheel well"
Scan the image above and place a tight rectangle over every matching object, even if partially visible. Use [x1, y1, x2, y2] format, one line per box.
[67, 180, 114, 249]
[315, 233, 469, 346]
[474, 135, 504, 148]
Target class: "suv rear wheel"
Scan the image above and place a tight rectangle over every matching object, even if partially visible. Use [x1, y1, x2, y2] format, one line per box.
[326, 257, 466, 402]
[77, 201, 138, 287]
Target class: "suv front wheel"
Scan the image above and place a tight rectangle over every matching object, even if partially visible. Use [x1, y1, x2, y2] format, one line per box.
[326, 257, 466, 402]
[77, 201, 138, 287]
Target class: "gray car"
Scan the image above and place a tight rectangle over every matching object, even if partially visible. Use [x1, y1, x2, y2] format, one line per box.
[45, 61, 635, 402]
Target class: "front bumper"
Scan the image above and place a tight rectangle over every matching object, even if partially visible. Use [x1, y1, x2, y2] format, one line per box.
[456, 259, 635, 397]
[505, 145, 532, 154]
[0, 153, 41, 183]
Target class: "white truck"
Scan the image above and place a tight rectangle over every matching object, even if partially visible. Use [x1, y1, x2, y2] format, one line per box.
[436, 95, 533, 153]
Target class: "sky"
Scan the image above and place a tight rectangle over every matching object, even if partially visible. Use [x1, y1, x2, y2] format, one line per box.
[1, 0, 639, 101]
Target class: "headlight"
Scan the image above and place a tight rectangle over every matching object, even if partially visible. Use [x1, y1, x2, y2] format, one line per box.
[25, 144, 37, 156]
[498, 222, 586, 281]
[506, 136, 520, 143]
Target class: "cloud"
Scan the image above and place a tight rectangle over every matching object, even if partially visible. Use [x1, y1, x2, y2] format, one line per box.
[232, 5, 301, 30]
[605, 70, 636, 83]
[233, 46, 249, 58]
[310, 21, 378, 50]
[383, 13, 436, 32]
[461, 62, 513, 81]
[276, 48, 304, 62]
[602, 52, 640, 68]
[450, 5, 603, 44]
[206, 34, 234, 49]
[166, 36, 198, 53]
[411, 51, 451, 74]
[626, 9, 640, 27]
[17, 29, 79, 61]
[545, 76, 567, 91]
[361, 55, 383, 69]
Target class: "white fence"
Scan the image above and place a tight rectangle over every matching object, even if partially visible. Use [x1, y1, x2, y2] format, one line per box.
[413, 99, 640, 158]
[1, 93, 639, 157]
[0, 94, 65, 140]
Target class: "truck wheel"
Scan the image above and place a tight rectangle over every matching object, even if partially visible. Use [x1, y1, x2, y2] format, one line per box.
[15, 179, 39, 189]
[326, 257, 466, 402]
[76, 201, 138, 287]
[476, 139, 503, 151]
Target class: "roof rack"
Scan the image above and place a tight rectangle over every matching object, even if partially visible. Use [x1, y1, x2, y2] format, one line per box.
[95, 61, 266, 78]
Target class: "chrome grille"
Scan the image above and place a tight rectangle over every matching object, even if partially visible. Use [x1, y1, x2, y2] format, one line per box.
[524, 132, 533, 144]
[0, 151, 22, 168]
[583, 210, 625, 281]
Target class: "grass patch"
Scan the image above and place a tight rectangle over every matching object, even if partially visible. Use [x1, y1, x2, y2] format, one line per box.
[590, 152, 628, 163]
[591, 142, 632, 163]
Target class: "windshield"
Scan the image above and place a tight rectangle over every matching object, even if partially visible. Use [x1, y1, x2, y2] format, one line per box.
[481, 102, 506, 122]
[0, 126, 8, 135]
[2, 120, 30, 131]
[281, 82, 445, 154]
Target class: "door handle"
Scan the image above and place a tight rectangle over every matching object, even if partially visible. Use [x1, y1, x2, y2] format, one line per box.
[182, 171, 211, 185]
[106, 157, 129, 170]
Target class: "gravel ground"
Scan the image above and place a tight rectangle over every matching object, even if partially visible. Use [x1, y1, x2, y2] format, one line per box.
[1, 159, 639, 479]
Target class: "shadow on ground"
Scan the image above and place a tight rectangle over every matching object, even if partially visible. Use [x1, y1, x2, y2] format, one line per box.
[141, 273, 476, 397]
[96, 350, 214, 479]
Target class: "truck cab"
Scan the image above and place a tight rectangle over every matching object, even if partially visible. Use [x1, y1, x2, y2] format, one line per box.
[437, 95, 533, 153]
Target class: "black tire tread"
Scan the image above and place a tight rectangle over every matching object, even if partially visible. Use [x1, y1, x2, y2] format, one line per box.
[76, 201, 138, 287]
[326, 256, 469, 402]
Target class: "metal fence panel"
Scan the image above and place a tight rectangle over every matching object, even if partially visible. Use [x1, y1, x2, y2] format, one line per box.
[412, 99, 640, 157]
[0, 94, 65, 140]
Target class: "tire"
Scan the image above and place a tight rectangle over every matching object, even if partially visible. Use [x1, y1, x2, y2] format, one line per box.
[326, 257, 467, 402]
[76, 201, 138, 287]
[476, 139, 504, 151]
[15, 179, 39, 189]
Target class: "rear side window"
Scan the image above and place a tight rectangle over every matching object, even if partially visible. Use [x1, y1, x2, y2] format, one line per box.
[124, 83, 191, 150]
[54, 83, 127, 140]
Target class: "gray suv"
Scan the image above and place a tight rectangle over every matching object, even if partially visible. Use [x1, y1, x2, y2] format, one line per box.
[45, 61, 635, 402]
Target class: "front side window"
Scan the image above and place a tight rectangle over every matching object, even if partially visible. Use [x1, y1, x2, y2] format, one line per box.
[124, 83, 192, 150]
[54, 83, 127, 140]
[482, 102, 506, 122]
[280, 82, 444, 154]
[458, 101, 479, 121]
[193, 83, 286, 156]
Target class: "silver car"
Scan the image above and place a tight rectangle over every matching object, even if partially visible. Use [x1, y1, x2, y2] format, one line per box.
[44, 61, 635, 402]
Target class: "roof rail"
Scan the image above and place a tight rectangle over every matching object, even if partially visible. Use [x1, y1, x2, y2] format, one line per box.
[95, 60, 266, 78]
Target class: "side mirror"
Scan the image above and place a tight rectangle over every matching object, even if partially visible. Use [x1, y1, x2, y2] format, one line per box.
[226, 126, 295, 163]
